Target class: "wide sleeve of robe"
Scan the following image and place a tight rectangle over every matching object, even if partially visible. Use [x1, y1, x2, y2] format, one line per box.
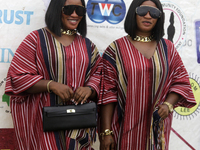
[163, 39, 196, 108]
[5, 30, 44, 97]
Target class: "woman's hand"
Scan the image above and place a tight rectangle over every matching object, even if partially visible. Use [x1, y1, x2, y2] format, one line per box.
[158, 92, 180, 119]
[49, 81, 74, 102]
[157, 104, 169, 119]
[73, 86, 93, 104]
[100, 135, 115, 150]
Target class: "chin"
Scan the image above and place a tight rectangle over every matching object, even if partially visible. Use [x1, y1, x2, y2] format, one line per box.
[70, 24, 79, 29]
[142, 28, 153, 33]
[66, 26, 78, 30]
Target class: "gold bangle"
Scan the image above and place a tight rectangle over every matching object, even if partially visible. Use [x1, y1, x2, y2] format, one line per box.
[47, 80, 53, 93]
[163, 102, 173, 113]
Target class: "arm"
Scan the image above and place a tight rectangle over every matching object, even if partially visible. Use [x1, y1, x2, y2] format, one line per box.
[158, 41, 196, 119]
[26, 80, 74, 102]
[100, 103, 116, 150]
[158, 92, 180, 119]
[25, 79, 50, 93]
[74, 42, 102, 104]
[99, 45, 118, 150]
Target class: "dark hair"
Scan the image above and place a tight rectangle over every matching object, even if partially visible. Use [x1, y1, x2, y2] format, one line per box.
[45, 0, 87, 37]
[124, 0, 164, 42]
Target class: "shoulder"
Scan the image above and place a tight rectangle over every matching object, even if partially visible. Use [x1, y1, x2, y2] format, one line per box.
[105, 36, 128, 55]
[115, 36, 128, 44]
[107, 36, 127, 49]
[76, 34, 94, 45]
[102, 37, 123, 60]
[159, 38, 175, 49]
[159, 38, 182, 62]
[158, 38, 178, 55]
[22, 28, 45, 43]
[76, 35, 101, 55]
[17, 28, 46, 52]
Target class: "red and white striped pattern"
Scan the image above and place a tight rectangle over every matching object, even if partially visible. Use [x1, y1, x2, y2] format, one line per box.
[5, 28, 102, 150]
[99, 36, 196, 150]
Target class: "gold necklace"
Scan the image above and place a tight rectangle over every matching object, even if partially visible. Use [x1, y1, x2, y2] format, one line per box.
[61, 29, 77, 35]
[133, 35, 154, 42]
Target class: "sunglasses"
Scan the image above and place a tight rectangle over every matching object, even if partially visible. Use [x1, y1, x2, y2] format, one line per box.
[136, 5, 161, 19]
[62, 5, 86, 16]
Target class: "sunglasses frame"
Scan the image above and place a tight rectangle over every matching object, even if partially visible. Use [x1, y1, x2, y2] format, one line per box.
[136, 5, 161, 19]
[62, 5, 86, 16]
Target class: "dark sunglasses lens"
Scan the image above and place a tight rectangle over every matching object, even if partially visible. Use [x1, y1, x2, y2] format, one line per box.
[63, 5, 76, 15]
[149, 8, 161, 18]
[136, 7, 148, 16]
[63, 5, 86, 16]
[76, 6, 86, 16]
[136, 6, 161, 18]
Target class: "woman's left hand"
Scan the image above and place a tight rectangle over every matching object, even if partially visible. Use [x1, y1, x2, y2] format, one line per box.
[157, 104, 169, 119]
[73, 86, 92, 104]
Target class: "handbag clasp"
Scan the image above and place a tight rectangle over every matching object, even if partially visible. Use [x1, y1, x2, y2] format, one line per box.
[67, 109, 76, 113]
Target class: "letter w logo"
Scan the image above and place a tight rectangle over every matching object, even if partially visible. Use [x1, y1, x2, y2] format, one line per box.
[99, 3, 114, 16]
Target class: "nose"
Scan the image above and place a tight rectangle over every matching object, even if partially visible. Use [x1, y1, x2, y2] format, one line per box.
[71, 9, 78, 16]
[144, 11, 151, 18]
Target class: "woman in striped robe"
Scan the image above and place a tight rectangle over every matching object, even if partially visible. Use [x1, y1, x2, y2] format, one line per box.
[98, 0, 196, 150]
[5, 0, 102, 149]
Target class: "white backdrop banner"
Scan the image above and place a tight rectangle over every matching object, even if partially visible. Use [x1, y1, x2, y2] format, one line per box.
[0, 0, 200, 149]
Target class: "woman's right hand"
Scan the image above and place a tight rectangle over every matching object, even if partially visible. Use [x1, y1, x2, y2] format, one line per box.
[49, 81, 74, 102]
[100, 135, 115, 150]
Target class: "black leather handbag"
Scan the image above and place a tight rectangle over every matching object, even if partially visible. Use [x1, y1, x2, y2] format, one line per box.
[42, 102, 97, 132]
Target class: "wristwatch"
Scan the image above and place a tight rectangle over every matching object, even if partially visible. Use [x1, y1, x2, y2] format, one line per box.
[163, 102, 173, 113]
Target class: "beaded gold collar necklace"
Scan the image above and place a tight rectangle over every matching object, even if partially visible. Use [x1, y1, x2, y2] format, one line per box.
[133, 35, 154, 42]
[61, 29, 77, 35]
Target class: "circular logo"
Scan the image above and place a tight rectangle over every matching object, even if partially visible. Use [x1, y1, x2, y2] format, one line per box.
[174, 77, 200, 118]
[86, 0, 126, 24]
[162, 2, 186, 50]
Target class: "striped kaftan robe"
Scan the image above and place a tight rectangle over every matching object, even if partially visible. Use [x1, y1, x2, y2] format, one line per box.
[5, 28, 102, 150]
[99, 36, 196, 150]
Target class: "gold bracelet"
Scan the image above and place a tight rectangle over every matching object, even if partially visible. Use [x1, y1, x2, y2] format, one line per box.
[100, 129, 113, 136]
[47, 80, 53, 93]
[100, 129, 113, 140]
[163, 102, 173, 113]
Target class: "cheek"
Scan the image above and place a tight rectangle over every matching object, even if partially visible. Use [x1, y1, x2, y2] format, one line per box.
[61, 14, 65, 22]
[152, 19, 158, 26]
[136, 16, 141, 25]
[136, 15, 140, 22]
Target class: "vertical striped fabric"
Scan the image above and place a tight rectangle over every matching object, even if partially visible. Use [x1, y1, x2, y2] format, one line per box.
[5, 28, 102, 150]
[99, 36, 196, 150]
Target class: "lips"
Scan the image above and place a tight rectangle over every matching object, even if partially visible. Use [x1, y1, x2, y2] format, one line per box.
[142, 21, 152, 26]
[68, 19, 78, 24]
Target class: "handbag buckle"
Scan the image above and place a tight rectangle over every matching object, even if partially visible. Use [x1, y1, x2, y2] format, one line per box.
[66, 109, 76, 113]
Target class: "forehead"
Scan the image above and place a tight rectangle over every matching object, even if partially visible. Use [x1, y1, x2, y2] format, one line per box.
[140, 1, 157, 8]
[65, 0, 82, 5]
